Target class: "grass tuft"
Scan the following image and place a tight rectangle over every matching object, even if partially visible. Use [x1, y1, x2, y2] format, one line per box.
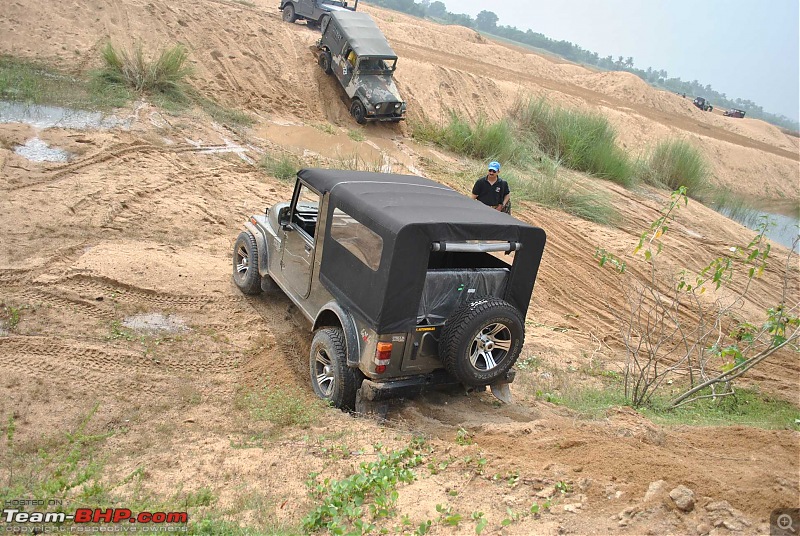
[96, 42, 194, 102]
[259, 153, 300, 182]
[412, 112, 523, 164]
[639, 139, 709, 195]
[510, 97, 634, 186]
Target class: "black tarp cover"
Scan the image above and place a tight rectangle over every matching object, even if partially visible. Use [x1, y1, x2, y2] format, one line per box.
[297, 169, 547, 333]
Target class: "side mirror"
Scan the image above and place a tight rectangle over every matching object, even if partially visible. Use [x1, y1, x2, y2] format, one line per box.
[278, 206, 291, 230]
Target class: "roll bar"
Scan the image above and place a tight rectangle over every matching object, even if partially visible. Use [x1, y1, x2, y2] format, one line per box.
[431, 241, 522, 253]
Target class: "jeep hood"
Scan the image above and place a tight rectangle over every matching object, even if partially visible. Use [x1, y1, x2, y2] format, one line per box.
[354, 74, 403, 104]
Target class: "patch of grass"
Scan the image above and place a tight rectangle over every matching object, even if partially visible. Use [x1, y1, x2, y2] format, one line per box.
[312, 122, 337, 135]
[511, 97, 634, 186]
[639, 138, 709, 196]
[259, 152, 300, 182]
[0, 54, 131, 109]
[642, 388, 800, 429]
[1, 303, 23, 332]
[303, 439, 427, 534]
[348, 128, 366, 142]
[95, 42, 194, 105]
[329, 152, 386, 172]
[245, 387, 324, 429]
[193, 93, 253, 127]
[412, 112, 524, 164]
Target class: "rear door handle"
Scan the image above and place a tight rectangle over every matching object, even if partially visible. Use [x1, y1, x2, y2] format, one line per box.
[304, 243, 312, 252]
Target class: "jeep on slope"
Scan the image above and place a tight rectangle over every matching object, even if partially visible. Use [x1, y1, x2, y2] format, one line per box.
[316, 11, 406, 124]
[280, 0, 357, 29]
[232, 169, 547, 411]
[693, 96, 713, 112]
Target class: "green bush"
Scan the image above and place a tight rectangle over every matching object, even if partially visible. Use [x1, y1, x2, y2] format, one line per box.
[96, 42, 193, 101]
[412, 112, 522, 164]
[259, 153, 299, 182]
[511, 98, 633, 186]
[640, 139, 709, 195]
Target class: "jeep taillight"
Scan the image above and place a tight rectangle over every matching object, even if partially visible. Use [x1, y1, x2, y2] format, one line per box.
[374, 342, 392, 373]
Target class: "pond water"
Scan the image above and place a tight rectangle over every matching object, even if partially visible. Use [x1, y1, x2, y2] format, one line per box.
[718, 200, 799, 251]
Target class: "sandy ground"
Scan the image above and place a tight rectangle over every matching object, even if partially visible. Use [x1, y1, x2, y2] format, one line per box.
[1, 0, 799, 534]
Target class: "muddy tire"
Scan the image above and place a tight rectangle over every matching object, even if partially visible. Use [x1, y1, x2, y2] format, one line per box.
[282, 4, 297, 23]
[232, 231, 261, 295]
[319, 51, 333, 75]
[350, 99, 367, 125]
[440, 297, 524, 386]
[310, 327, 361, 410]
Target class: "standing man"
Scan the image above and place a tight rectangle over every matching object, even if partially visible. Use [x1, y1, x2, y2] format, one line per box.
[471, 161, 510, 213]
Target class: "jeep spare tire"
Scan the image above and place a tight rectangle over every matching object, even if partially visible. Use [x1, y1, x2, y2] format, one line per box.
[232, 231, 262, 295]
[350, 100, 367, 124]
[319, 51, 333, 75]
[440, 297, 524, 386]
[282, 4, 296, 22]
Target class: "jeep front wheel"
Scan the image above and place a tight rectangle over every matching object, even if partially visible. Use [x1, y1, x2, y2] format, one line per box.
[282, 4, 297, 22]
[350, 100, 367, 124]
[319, 51, 333, 75]
[440, 297, 524, 386]
[310, 327, 361, 410]
[232, 231, 261, 295]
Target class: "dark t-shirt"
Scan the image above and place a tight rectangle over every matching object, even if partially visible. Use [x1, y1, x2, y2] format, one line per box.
[472, 176, 510, 207]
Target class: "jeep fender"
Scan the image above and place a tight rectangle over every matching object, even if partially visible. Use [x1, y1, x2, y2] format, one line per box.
[313, 301, 361, 368]
[244, 221, 269, 277]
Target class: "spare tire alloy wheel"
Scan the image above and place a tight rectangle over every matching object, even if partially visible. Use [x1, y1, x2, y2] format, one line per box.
[440, 297, 524, 386]
[232, 231, 261, 295]
[319, 51, 333, 75]
[350, 100, 367, 125]
[282, 4, 296, 22]
[310, 327, 361, 410]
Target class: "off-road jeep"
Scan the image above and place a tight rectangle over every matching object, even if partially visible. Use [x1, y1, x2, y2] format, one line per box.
[316, 11, 406, 124]
[232, 169, 546, 412]
[693, 96, 713, 112]
[279, 0, 357, 29]
[723, 108, 746, 118]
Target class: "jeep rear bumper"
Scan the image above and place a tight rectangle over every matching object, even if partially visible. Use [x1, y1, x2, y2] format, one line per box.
[357, 369, 516, 401]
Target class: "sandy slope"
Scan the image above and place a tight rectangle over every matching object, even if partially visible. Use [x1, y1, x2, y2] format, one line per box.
[0, 0, 798, 533]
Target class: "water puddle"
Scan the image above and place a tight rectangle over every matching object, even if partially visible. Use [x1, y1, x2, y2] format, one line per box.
[14, 137, 70, 162]
[122, 313, 188, 334]
[0, 101, 131, 130]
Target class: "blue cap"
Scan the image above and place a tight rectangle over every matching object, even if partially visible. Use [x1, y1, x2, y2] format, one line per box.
[488, 161, 501, 172]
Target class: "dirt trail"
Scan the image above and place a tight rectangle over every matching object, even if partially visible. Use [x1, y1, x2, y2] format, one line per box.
[1, 0, 798, 533]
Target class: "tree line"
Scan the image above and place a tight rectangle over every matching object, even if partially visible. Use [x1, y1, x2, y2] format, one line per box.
[363, 0, 799, 132]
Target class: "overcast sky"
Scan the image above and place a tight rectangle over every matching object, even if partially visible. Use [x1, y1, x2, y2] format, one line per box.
[445, 0, 800, 122]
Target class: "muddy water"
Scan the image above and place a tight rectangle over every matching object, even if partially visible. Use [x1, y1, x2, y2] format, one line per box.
[14, 137, 70, 162]
[0, 101, 131, 130]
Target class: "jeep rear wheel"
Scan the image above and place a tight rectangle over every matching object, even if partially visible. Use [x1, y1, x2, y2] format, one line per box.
[282, 4, 296, 22]
[440, 297, 524, 386]
[310, 327, 361, 410]
[232, 231, 261, 295]
[319, 51, 333, 75]
[350, 99, 367, 125]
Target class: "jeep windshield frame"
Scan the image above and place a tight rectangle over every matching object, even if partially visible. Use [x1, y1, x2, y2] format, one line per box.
[356, 56, 396, 75]
[296, 168, 547, 334]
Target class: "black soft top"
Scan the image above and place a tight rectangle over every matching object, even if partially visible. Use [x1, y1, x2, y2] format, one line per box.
[297, 169, 546, 332]
[332, 11, 397, 59]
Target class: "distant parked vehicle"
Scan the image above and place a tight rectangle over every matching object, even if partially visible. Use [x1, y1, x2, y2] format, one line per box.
[723, 108, 746, 118]
[693, 97, 713, 112]
[279, 0, 357, 29]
